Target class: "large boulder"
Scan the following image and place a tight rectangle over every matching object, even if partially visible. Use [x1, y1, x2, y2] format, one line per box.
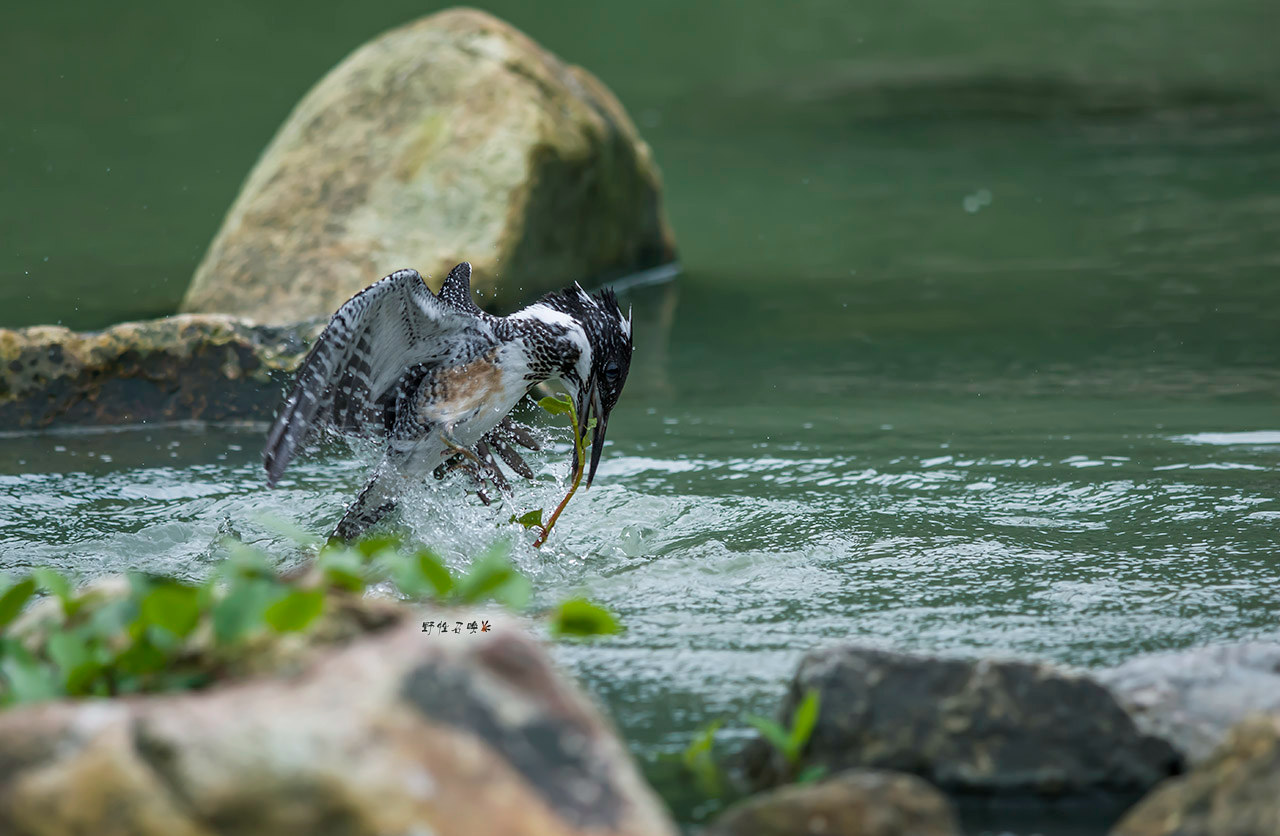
[705, 770, 960, 836]
[741, 646, 1181, 798]
[0, 613, 676, 836]
[181, 8, 676, 324]
[0, 315, 319, 430]
[1111, 714, 1280, 836]
[1098, 642, 1280, 766]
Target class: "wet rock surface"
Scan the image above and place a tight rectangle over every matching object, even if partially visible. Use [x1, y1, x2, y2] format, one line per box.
[1098, 641, 1280, 766]
[1111, 714, 1280, 836]
[181, 7, 676, 324]
[0, 614, 676, 836]
[741, 645, 1181, 798]
[0, 315, 319, 430]
[705, 770, 961, 836]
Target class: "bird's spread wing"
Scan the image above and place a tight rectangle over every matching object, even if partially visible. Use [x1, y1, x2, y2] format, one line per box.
[263, 265, 490, 486]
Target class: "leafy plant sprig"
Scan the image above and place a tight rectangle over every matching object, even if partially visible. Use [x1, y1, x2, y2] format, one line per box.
[745, 689, 826, 783]
[672, 688, 826, 820]
[0, 526, 622, 709]
[515, 392, 596, 549]
[681, 719, 725, 798]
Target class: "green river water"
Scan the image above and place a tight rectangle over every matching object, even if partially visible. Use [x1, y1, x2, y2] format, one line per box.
[3, 1, 1279, 832]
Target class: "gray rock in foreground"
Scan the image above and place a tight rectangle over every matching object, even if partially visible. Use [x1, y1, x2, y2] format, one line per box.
[181, 7, 676, 324]
[1098, 641, 1280, 766]
[0, 315, 319, 430]
[741, 646, 1181, 798]
[1111, 714, 1280, 836]
[705, 770, 961, 836]
[0, 614, 676, 836]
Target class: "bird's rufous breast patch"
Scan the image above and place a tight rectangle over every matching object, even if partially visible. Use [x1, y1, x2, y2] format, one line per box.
[418, 347, 504, 426]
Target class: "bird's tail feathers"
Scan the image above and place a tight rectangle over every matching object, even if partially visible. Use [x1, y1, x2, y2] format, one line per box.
[330, 461, 402, 542]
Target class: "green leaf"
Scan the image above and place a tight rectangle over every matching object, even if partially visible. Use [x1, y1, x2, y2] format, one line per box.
[454, 543, 519, 604]
[0, 645, 61, 703]
[746, 715, 792, 757]
[126, 572, 155, 599]
[496, 574, 532, 610]
[317, 548, 367, 592]
[681, 719, 721, 769]
[84, 597, 136, 644]
[212, 578, 276, 645]
[47, 631, 92, 675]
[114, 637, 169, 676]
[140, 582, 201, 638]
[370, 550, 416, 595]
[787, 690, 821, 761]
[513, 509, 543, 530]
[64, 660, 105, 696]
[250, 513, 323, 548]
[32, 568, 73, 611]
[681, 719, 724, 798]
[414, 549, 454, 598]
[549, 598, 623, 638]
[537, 393, 573, 416]
[369, 548, 452, 601]
[795, 764, 828, 785]
[0, 578, 37, 630]
[262, 588, 324, 633]
[220, 540, 277, 581]
[47, 631, 104, 696]
[353, 534, 403, 560]
[323, 566, 366, 593]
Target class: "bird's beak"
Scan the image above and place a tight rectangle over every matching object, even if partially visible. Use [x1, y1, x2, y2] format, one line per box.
[571, 379, 609, 487]
[586, 384, 607, 488]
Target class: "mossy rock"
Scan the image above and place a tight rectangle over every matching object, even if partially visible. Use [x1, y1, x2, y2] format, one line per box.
[0, 315, 320, 430]
[181, 7, 676, 324]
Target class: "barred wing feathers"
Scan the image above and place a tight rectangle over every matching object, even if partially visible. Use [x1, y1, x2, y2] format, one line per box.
[263, 266, 487, 487]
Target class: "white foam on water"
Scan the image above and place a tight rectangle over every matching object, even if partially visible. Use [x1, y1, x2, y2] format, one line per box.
[1170, 431, 1280, 446]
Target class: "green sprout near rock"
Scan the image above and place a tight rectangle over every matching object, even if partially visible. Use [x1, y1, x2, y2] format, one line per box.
[681, 719, 725, 798]
[746, 688, 826, 783]
[515, 392, 597, 549]
[672, 687, 826, 822]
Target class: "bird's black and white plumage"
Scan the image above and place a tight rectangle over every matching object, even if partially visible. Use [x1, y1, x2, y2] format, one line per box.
[263, 262, 633, 541]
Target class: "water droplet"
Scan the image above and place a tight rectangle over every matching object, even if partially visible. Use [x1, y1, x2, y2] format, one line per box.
[963, 188, 993, 213]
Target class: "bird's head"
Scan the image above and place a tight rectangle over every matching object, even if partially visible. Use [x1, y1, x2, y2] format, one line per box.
[542, 284, 633, 486]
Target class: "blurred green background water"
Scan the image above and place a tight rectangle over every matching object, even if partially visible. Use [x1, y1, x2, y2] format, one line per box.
[4, 2, 1280, 832]
[3, 0, 1279, 329]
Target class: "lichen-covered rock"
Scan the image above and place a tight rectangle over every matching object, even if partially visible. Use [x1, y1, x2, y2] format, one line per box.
[705, 770, 960, 836]
[1111, 715, 1280, 836]
[181, 7, 676, 324]
[741, 646, 1181, 798]
[0, 614, 676, 836]
[0, 315, 319, 430]
[1098, 642, 1280, 766]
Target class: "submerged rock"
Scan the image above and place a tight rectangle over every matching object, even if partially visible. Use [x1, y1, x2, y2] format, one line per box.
[0, 614, 675, 836]
[1111, 714, 1280, 836]
[181, 7, 676, 324]
[0, 315, 318, 430]
[705, 770, 960, 836]
[741, 646, 1181, 798]
[1098, 641, 1280, 766]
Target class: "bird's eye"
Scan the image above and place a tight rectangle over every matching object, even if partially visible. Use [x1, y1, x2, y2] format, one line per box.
[603, 361, 620, 381]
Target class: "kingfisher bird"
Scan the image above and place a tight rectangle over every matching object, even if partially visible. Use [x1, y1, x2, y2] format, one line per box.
[262, 262, 633, 541]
